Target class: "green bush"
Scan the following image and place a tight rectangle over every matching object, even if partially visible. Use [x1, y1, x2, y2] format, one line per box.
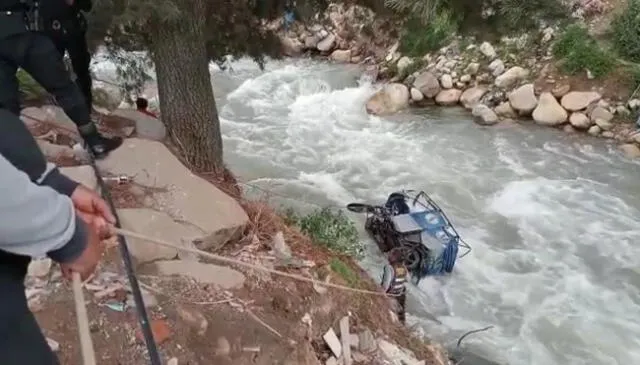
[282, 207, 363, 259]
[17, 69, 46, 101]
[399, 10, 458, 57]
[495, 0, 568, 31]
[612, 0, 640, 63]
[552, 24, 614, 77]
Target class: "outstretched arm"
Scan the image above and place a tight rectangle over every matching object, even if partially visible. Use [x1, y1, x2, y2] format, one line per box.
[0, 153, 88, 262]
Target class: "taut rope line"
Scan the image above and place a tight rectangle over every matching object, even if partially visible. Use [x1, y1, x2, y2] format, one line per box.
[113, 227, 399, 297]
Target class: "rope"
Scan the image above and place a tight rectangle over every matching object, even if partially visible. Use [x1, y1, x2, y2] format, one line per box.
[72, 272, 97, 365]
[87, 155, 163, 365]
[113, 227, 398, 297]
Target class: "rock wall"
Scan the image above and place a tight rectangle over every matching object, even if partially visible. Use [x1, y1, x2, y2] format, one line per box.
[361, 29, 640, 159]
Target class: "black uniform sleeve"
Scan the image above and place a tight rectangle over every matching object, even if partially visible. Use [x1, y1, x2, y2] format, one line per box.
[0, 109, 79, 196]
[75, 0, 92, 12]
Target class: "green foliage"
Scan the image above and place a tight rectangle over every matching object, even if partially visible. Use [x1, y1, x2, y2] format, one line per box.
[552, 24, 614, 77]
[283, 207, 363, 258]
[383, 0, 444, 23]
[399, 10, 458, 57]
[494, 0, 567, 31]
[329, 258, 359, 286]
[612, 0, 640, 63]
[17, 69, 46, 101]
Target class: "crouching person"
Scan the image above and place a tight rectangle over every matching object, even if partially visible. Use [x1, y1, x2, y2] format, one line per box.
[380, 249, 408, 324]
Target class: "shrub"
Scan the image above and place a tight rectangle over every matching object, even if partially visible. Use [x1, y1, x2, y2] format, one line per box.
[282, 207, 363, 258]
[329, 258, 359, 286]
[612, 0, 640, 63]
[495, 0, 568, 31]
[552, 24, 614, 77]
[399, 10, 458, 57]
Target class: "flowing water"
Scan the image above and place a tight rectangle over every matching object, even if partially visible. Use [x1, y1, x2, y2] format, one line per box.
[97, 57, 640, 365]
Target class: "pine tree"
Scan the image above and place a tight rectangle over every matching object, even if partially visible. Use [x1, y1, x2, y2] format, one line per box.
[89, 0, 329, 173]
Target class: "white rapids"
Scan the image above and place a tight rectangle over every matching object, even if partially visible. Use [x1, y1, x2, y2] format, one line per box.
[95, 55, 640, 365]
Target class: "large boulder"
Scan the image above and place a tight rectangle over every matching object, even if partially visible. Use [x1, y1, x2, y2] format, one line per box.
[569, 112, 592, 129]
[440, 74, 453, 89]
[459, 87, 487, 109]
[97, 138, 249, 251]
[365, 83, 409, 115]
[495, 67, 529, 89]
[110, 109, 167, 141]
[119, 208, 203, 264]
[413, 71, 440, 98]
[494, 102, 517, 119]
[508, 83, 538, 115]
[281, 36, 304, 56]
[396, 57, 413, 75]
[92, 83, 123, 111]
[317, 34, 336, 52]
[330, 49, 352, 63]
[619, 144, 640, 159]
[560, 91, 601, 111]
[472, 104, 499, 126]
[589, 106, 614, 123]
[479, 42, 497, 60]
[435, 89, 462, 106]
[532, 92, 568, 126]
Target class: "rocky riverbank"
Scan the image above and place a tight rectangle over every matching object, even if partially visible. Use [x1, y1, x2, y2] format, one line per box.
[21, 104, 451, 365]
[276, 1, 640, 159]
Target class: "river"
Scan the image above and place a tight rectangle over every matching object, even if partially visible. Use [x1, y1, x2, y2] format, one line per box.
[98, 56, 640, 365]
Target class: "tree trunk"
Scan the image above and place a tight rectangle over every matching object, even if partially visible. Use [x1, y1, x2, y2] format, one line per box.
[149, 0, 224, 173]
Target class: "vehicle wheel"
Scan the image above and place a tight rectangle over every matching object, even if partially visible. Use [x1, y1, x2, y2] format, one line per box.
[404, 248, 422, 271]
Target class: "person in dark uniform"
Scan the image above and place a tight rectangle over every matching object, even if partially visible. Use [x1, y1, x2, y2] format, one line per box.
[0, 0, 122, 159]
[0, 108, 113, 365]
[41, 0, 93, 111]
[380, 248, 408, 324]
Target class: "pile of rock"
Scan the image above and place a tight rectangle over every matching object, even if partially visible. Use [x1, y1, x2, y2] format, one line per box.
[364, 34, 640, 158]
[317, 315, 449, 365]
[276, 3, 397, 64]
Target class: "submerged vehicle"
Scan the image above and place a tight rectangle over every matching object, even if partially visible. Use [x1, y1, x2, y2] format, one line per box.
[347, 190, 471, 283]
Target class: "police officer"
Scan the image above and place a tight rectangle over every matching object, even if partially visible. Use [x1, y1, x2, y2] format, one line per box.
[381, 248, 408, 324]
[0, 0, 122, 159]
[41, 0, 93, 111]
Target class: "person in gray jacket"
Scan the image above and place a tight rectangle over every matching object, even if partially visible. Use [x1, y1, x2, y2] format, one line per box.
[0, 108, 114, 364]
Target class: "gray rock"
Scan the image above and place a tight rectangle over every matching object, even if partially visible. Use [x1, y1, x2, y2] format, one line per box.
[98, 138, 248, 251]
[317, 34, 336, 52]
[110, 109, 167, 141]
[472, 104, 499, 126]
[60, 166, 98, 191]
[118, 208, 202, 264]
[155, 260, 246, 289]
[330, 49, 352, 63]
[413, 71, 440, 98]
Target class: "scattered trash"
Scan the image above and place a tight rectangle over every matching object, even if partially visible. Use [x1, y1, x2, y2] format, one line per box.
[136, 319, 171, 345]
[339, 316, 352, 365]
[46, 337, 60, 352]
[176, 304, 208, 336]
[272, 231, 292, 259]
[214, 336, 231, 356]
[104, 301, 127, 312]
[323, 328, 342, 358]
[167, 358, 178, 365]
[242, 346, 261, 353]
